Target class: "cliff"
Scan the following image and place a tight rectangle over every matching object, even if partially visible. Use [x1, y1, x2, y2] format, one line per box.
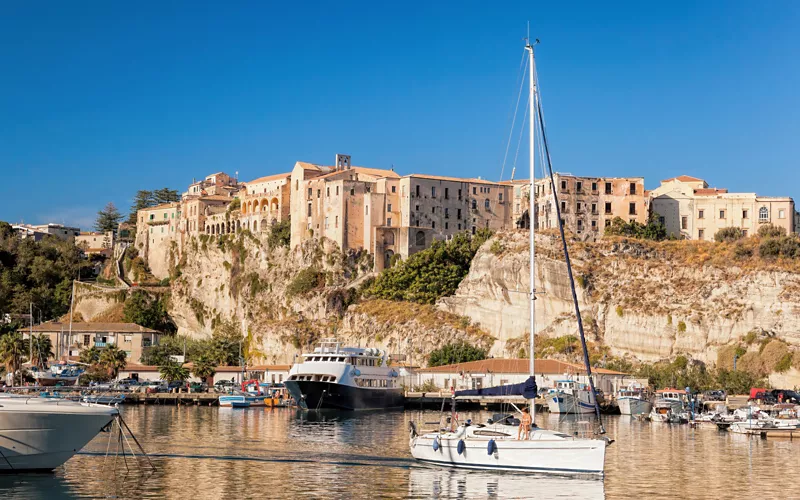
[439, 231, 800, 365]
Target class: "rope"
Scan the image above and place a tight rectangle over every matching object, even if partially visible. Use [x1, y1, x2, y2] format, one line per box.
[499, 49, 529, 181]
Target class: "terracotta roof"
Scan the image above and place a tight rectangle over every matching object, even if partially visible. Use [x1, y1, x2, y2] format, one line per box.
[406, 174, 508, 186]
[417, 358, 627, 375]
[295, 161, 324, 171]
[246, 173, 291, 185]
[661, 175, 705, 183]
[26, 322, 161, 334]
[140, 202, 179, 212]
[694, 188, 728, 195]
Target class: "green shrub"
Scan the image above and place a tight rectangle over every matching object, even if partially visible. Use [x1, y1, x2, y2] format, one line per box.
[367, 230, 493, 304]
[733, 242, 753, 258]
[780, 237, 800, 258]
[287, 267, 322, 297]
[775, 353, 793, 373]
[268, 220, 291, 248]
[758, 224, 786, 238]
[489, 240, 504, 256]
[615, 305, 624, 317]
[604, 214, 667, 241]
[428, 341, 487, 367]
[759, 238, 781, 258]
[666, 315, 673, 325]
[744, 330, 758, 345]
[714, 227, 744, 243]
[677, 321, 686, 333]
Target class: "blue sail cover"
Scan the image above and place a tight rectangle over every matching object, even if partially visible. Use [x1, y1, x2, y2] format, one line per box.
[454, 376, 538, 399]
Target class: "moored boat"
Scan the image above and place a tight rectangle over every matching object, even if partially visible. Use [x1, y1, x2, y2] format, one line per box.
[617, 384, 652, 416]
[546, 380, 596, 415]
[649, 389, 687, 423]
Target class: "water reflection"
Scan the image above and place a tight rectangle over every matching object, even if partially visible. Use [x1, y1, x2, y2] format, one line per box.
[407, 467, 604, 500]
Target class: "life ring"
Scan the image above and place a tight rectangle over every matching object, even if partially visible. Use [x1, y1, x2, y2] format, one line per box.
[487, 439, 497, 455]
[457, 439, 465, 455]
[433, 436, 440, 452]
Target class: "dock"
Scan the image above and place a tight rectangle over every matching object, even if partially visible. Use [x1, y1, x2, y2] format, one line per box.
[403, 392, 546, 410]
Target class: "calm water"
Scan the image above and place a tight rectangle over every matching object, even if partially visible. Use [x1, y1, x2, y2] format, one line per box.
[0, 405, 797, 499]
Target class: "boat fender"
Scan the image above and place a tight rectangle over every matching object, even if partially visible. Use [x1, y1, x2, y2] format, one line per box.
[457, 439, 465, 455]
[433, 436, 440, 452]
[487, 439, 497, 455]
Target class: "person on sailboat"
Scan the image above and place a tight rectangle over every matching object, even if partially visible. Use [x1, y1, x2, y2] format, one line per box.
[519, 407, 532, 440]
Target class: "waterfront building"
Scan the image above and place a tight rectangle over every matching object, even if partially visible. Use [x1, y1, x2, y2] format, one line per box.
[117, 363, 291, 384]
[533, 174, 649, 237]
[23, 322, 163, 365]
[651, 175, 797, 240]
[412, 358, 628, 395]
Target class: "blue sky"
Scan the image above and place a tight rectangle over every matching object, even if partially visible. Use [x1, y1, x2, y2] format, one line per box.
[1, 2, 798, 228]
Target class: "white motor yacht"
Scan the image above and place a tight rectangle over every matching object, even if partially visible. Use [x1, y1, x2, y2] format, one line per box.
[649, 389, 686, 423]
[0, 396, 117, 471]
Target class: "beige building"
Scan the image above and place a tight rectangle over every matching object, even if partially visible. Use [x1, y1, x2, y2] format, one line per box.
[136, 202, 181, 251]
[651, 175, 796, 240]
[12, 223, 81, 241]
[24, 322, 162, 365]
[75, 231, 114, 257]
[239, 172, 291, 232]
[534, 174, 648, 236]
[183, 172, 241, 200]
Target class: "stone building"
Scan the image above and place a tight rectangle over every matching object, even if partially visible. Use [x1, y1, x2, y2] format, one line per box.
[183, 172, 241, 200]
[75, 231, 114, 257]
[651, 175, 796, 240]
[534, 174, 648, 236]
[239, 172, 291, 233]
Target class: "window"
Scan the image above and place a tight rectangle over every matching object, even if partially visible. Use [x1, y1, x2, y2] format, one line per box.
[659, 216, 666, 225]
[444, 208, 449, 218]
[445, 222, 449, 229]
[779, 209, 786, 219]
[431, 207, 435, 214]
[445, 188, 449, 199]
[591, 182, 598, 192]
[605, 182, 612, 195]
[335, 216, 339, 228]
[365, 185, 371, 193]
[681, 216, 688, 229]
[366, 206, 369, 215]
[629, 203, 636, 215]
[350, 188, 355, 196]
[472, 199, 477, 210]
[83, 335, 90, 346]
[742, 229, 748, 237]
[296, 180, 299, 190]
[698, 229, 704, 240]
[719, 210, 726, 219]
[591, 220, 597, 229]
[591, 203, 597, 214]
[576, 181, 582, 192]
[458, 189, 462, 200]
[472, 226, 476, 234]
[336, 186, 339, 196]
[759, 207, 769, 221]
[387, 217, 392, 227]
[149, 214, 154, 220]
[698, 210, 704, 219]
[415, 205, 420, 211]
[391, 186, 396, 193]
[416, 185, 420, 197]
[605, 220, 611, 227]
[307, 203, 312, 216]
[473, 187, 477, 195]
[308, 187, 312, 198]
[415, 231, 425, 246]
[630, 182, 637, 195]
[576, 202, 582, 212]
[458, 223, 461, 230]
[431, 187, 436, 198]
[499, 192, 503, 202]
[484, 199, 490, 210]
[561, 201, 566, 212]
[605, 202, 612, 214]
[387, 203, 392, 212]
[327, 187, 330, 197]
[432, 221, 435, 229]
[561, 180, 567, 190]
[457, 208, 462, 219]
[742, 209, 748, 219]
[577, 219, 584, 231]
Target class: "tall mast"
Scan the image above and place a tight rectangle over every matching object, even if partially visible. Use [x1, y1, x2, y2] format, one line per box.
[68, 279, 75, 360]
[526, 41, 537, 418]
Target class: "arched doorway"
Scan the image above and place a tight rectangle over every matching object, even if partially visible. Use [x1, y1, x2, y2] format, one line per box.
[384, 250, 395, 269]
[415, 231, 425, 247]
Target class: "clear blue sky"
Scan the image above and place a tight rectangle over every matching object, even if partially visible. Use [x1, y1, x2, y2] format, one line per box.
[1, 2, 798, 228]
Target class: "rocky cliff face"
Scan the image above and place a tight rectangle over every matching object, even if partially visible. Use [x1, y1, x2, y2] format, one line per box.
[439, 231, 800, 364]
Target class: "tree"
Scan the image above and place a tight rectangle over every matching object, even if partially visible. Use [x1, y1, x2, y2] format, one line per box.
[714, 227, 744, 243]
[604, 215, 666, 241]
[98, 344, 128, 378]
[428, 341, 488, 368]
[30, 334, 54, 368]
[152, 188, 180, 205]
[191, 355, 217, 385]
[758, 224, 787, 239]
[79, 346, 101, 365]
[159, 359, 189, 383]
[0, 333, 28, 376]
[127, 190, 154, 225]
[95, 202, 124, 233]
[122, 290, 175, 333]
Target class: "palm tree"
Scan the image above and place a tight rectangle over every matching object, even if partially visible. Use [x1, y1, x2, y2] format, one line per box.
[159, 359, 189, 383]
[0, 333, 28, 378]
[191, 355, 217, 385]
[30, 334, 54, 368]
[79, 346, 101, 365]
[98, 344, 127, 379]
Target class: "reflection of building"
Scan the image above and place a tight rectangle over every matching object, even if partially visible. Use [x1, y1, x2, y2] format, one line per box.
[117, 364, 291, 384]
[12, 223, 81, 241]
[651, 175, 797, 240]
[534, 174, 648, 236]
[413, 358, 628, 395]
[23, 322, 162, 364]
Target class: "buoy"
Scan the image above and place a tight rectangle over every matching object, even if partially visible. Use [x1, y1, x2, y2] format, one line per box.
[457, 439, 465, 455]
[433, 437, 439, 452]
[487, 439, 497, 455]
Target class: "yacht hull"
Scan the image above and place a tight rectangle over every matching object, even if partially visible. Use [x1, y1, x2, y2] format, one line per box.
[545, 392, 595, 414]
[618, 397, 652, 416]
[410, 433, 606, 477]
[0, 402, 117, 471]
[285, 380, 403, 411]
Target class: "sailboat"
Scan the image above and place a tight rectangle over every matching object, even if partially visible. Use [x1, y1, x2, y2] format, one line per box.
[408, 40, 610, 477]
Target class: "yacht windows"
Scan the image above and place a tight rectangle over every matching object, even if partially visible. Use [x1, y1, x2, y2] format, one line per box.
[473, 430, 511, 437]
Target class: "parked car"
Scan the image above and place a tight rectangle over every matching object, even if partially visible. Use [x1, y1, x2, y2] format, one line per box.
[89, 381, 113, 390]
[215, 380, 236, 392]
[166, 381, 184, 392]
[703, 390, 727, 402]
[188, 382, 208, 393]
[114, 378, 141, 390]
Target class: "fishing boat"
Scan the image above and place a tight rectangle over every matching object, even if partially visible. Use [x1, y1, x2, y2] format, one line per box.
[285, 339, 403, 411]
[649, 389, 687, 423]
[617, 383, 652, 416]
[0, 395, 117, 471]
[546, 379, 597, 414]
[409, 39, 610, 477]
[218, 379, 269, 408]
[30, 363, 85, 387]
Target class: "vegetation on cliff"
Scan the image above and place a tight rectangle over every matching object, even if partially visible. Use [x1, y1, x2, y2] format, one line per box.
[122, 290, 176, 333]
[367, 229, 493, 304]
[604, 215, 667, 241]
[428, 341, 488, 367]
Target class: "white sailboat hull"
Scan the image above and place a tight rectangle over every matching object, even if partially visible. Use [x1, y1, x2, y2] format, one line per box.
[546, 391, 595, 414]
[618, 397, 652, 416]
[410, 431, 606, 476]
[0, 397, 117, 471]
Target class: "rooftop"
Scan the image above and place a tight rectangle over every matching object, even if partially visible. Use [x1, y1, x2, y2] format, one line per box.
[417, 358, 627, 376]
[246, 172, 291, 184]
[26, 322, 161, 334]
[405, 174, 508, 185]
[315, 166, 401, 181]
[661, 175, 705, 183]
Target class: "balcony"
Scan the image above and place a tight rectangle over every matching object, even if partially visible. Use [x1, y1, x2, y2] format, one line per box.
[95, 342, 108, 348]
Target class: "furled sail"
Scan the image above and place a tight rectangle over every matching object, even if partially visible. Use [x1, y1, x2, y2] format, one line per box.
[454, 376, 538, 399]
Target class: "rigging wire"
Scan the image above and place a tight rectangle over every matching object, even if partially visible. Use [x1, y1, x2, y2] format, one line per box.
[499, 50, 529, 182]
[509, 93, 530, 182]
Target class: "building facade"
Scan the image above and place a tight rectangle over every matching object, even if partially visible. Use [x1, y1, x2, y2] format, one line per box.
[534, 174, 649, 236]
[12, 223, 81, 241]
[651, 175, 796, 240]
[75, 231, 115, 257]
